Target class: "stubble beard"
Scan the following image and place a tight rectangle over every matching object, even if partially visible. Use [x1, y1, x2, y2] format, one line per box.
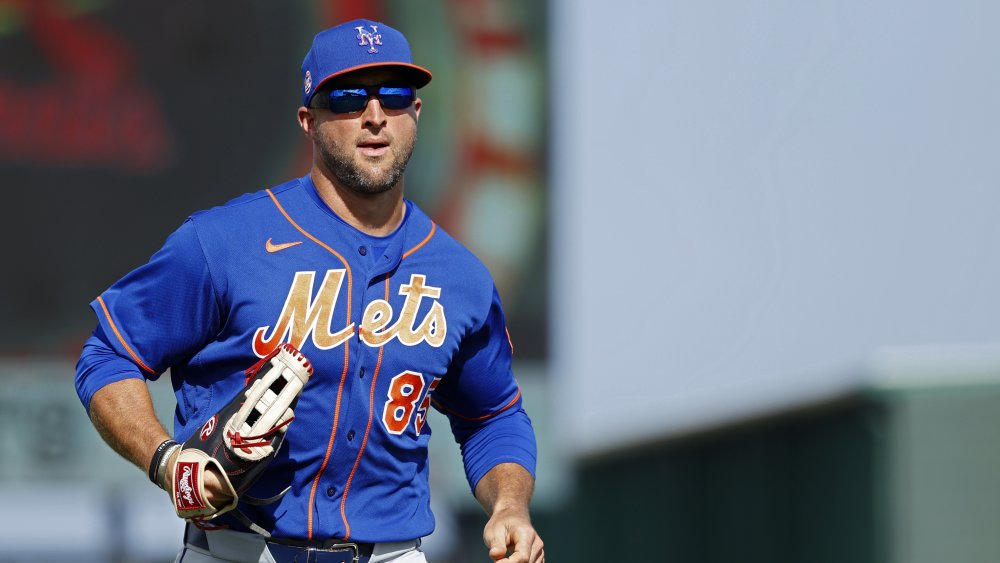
[320, 134, 416, 196]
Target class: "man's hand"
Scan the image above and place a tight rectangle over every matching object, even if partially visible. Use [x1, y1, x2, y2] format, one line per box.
[483, 505, 545, 563]
[202, 466, 237, 508]
[162, 449, 235, 508]
[475, 463, 545, 563]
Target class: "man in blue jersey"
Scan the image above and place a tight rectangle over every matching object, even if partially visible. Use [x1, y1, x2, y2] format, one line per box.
[76, 19, 544, 563]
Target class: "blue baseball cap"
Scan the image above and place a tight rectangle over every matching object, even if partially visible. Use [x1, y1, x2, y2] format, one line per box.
[300, 19, 433, 107]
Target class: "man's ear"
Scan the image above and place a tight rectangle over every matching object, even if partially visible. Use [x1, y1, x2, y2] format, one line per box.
[297, 107, 315, 137]
[413, 98, 422, 121]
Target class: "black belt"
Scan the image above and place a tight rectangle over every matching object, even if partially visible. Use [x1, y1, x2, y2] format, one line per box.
[267, 535, 374, 563]
[184, 525, 374, 563]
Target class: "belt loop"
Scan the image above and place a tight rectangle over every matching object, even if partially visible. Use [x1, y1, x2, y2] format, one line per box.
[183, 524, 211, 551]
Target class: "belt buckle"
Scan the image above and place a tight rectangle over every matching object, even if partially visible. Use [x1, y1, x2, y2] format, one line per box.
[294, 542, 359, 563]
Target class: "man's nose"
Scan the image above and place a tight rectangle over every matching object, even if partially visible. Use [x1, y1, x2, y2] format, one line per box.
[362, 97, 387, 128]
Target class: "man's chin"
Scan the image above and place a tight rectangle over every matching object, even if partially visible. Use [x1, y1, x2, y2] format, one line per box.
[345, 171, 399, 195]
[322, 151, 406, 195]
[355, 171, 395, 191]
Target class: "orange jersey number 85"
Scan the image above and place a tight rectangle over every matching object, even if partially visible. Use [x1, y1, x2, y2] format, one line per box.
[382, 371, 441, 436]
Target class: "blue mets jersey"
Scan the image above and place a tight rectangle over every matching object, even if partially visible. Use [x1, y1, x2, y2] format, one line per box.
[75, 175, 537, 543]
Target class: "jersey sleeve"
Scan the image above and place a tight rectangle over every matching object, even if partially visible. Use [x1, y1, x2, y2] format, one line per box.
[77, 218, 221, 408]
[75, 325, 145, 411]
[433, 286, 538, 493]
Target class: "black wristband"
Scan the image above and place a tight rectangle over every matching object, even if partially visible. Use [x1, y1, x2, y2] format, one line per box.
[148, 439, 179, 484]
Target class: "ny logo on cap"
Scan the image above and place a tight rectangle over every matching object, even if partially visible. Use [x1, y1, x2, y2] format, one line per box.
[356, 25, 382, 53]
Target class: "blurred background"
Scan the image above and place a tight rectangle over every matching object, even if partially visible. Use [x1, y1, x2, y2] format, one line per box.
[2, 0, 1000, 561]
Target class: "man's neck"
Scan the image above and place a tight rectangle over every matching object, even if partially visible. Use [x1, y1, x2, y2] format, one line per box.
[310, 169, 406, 237]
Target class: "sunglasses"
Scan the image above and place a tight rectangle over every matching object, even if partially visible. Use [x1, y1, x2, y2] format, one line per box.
[313, 84, 416, 113]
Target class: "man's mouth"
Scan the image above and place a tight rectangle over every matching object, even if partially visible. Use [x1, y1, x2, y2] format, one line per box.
[358, 140, 389, 157]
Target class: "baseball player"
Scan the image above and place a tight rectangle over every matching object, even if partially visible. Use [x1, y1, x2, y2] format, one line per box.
[75, 19, 544, 563]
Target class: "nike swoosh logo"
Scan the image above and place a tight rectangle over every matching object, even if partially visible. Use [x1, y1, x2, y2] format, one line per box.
[265, 238, 303, 253]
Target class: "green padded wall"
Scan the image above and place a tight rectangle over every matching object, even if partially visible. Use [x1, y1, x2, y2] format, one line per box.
[553, 399, 886, 563]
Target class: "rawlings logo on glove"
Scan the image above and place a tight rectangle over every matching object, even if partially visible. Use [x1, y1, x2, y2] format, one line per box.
[168, 343, 313, 536]
[174, 461, 205, 510]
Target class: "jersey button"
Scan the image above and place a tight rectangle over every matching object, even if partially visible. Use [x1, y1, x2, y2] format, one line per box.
[358, 245, 368, 256]
[326, 486, 336, 497]
[347, 430, 355, 441]
[359, 367, 365, 379]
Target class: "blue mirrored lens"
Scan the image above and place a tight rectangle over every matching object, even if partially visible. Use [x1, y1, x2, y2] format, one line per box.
[328, 89, 369, 113]
[376, 86, 415, 109]
[326, 86, 415, 113]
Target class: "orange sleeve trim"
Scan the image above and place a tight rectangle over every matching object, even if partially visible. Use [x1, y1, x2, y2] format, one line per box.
[402, 222, 436, 260]
[432, 386, 521, 422]
[96, 296, 157, 375]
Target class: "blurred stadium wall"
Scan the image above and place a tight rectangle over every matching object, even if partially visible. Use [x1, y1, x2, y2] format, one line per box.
[548, 0, 1000, 562]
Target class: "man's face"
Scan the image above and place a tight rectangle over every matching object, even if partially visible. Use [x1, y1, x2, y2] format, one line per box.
[308, 68, 421, 196]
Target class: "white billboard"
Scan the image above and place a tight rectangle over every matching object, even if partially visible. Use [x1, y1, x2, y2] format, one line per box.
[551, 0, 1000, 455]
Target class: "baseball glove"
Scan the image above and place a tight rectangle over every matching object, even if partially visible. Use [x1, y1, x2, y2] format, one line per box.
[170, 343, 313, 535]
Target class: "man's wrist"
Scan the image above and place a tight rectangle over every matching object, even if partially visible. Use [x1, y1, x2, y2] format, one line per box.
[490, 500, 531, 516]
[148, 439, 179, 484]
[153, 442, 182, 491]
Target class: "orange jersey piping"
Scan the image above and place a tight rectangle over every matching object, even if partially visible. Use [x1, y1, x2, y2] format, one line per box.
[402, 222, 436, 259]
[338, 275, 391, 539]
[265, 188, 354, 540]
[96, 295, 157, 375]
[432, 386, 522, 422]
[336, 226, 434, 537]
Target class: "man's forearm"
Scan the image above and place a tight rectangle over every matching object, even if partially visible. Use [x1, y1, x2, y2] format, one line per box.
[89, 377, 171, 473]
[474, 462, 535, 514]
[91, 377, 234, 504]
